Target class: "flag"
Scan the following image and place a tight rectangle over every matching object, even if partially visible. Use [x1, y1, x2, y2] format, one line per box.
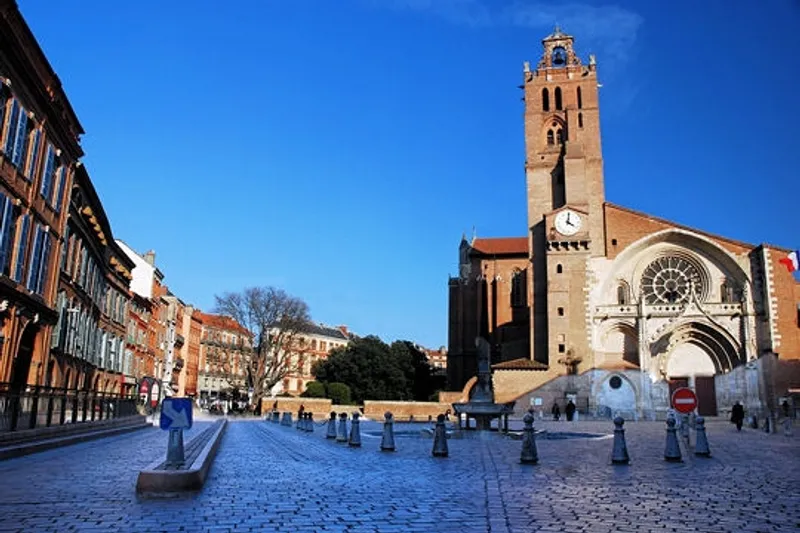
[779, 250, 799, 273]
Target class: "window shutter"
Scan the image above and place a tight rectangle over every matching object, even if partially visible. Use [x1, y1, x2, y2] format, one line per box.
[54, 165, 69, 212]
[13, 214, 29, 283]
[0, 195, 11, 271]
[11, 111, 27, 168]
[25, 129, 40, 180]
[3, 100, 19, 154]
[26, 225, 43, 291]
[40, 145, 55, 201]
[36, 231, 51, 294]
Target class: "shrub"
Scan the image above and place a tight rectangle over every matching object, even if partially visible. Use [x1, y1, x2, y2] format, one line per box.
[302, 381, 326, 398]
[326, 382, 352, 405]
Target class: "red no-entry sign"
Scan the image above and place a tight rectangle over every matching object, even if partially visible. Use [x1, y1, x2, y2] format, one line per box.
[671, 387, 698, 414]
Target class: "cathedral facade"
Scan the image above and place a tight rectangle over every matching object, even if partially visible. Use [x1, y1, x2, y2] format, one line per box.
[447, 29, 800, 420]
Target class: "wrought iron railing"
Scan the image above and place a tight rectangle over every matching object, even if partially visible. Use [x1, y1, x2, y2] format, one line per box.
[0, 383, 139, 433]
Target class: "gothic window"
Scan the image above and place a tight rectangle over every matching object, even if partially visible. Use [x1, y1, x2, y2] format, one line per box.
[578, 113, 583, 128]
[556, 264, 563, 274]
[577, 87, 583, 109]
[617, 284, 629, 305]
[721, 281, 736, 303]
[542, 88, 550, 111]
[511, 269, 527, 307]
[547, 129, 555, 145]
[555, 87, 563, 110]
[640, 256, 702, 304]
[557, 128, 565, 144]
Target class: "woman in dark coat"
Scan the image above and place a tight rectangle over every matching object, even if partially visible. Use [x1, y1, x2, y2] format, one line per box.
[551, 402, 561, 421]
[731, 401, 745, 431]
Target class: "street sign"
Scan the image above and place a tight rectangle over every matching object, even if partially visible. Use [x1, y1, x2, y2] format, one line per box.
[160, 398, 193, 430]
[671, 387, 698, 414]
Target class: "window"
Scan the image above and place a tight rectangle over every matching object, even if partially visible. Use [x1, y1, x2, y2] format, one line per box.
[555, 87, 563, 110]
[511, 269, 527, 307]
[556, 264, 563, 274]
[26, 224, 51, 295]
[611, 238, 617, 246]
[617, 284, 629, 305]
[0, 194, 15, 276]
[12, 214, 29, 283]
[577, 87, 583, 109]
[23, 128, 40, 180]
[557, 307, 564, 316]
[558, 344, 565, 353]
[53, 166, 69, 212]
[542, 88, 550, 111]
[578, 113, 583, 128]
[557, 128, 564, 144]
[40, 144, 57, 204]
[547, 129, 555, 145]
[609, 375, 622, 389]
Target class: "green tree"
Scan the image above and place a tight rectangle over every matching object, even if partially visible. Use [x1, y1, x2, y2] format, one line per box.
[326, 382, 352, 405]
[301, 381, 326, 398]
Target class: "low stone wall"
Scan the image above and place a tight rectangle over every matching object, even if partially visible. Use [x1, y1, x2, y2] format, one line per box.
[362, 401, 453, 422]
[438, 391, 466, 404]
[261, 397, 332, 416]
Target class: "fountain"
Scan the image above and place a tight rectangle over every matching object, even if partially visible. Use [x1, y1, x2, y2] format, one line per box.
[452, 337, 516, 431]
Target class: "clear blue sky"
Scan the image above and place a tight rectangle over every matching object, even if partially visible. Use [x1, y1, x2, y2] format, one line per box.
[19, 0, 799, 348]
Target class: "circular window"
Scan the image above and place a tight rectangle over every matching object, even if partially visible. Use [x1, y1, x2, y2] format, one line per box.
[640, 256, 701, 305]
[609, 376, 622, 389]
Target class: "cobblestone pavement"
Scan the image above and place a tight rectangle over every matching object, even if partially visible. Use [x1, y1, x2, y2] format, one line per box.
[0, 414, 797, 532]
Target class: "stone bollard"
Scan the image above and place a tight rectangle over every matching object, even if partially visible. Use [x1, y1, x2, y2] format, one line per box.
[272, 410, 280, 423]
[783, 418, 793, 437]
[519, 410, 538, 465]
[336, 413, 349, 443]
[664, 416, 682, 462]
[381, 412, 396, 452]
[306, 412, 314, 433]
[281, 412, 292, 426]
[326, 412, 337, 439]
[694, 416, 711, 457]
[348, 413, 362, 447]
[432, 414, 449, 458]
[611, 416, 630, 465]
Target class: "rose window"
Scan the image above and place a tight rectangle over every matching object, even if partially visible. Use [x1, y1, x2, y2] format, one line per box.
[640, 256, 701, 304]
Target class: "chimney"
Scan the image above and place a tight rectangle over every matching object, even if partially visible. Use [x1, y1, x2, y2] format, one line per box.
[338, 325, 348, 336]
[143, 250, 156, 266]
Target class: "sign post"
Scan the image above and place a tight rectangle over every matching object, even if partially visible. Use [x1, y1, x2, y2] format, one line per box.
[160, 398, 193, 466]
[671, 387, 698, 440]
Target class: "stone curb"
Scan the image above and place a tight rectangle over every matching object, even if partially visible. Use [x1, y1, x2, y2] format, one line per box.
[0, 419, 151, 461]
[136, 419, 227, 495]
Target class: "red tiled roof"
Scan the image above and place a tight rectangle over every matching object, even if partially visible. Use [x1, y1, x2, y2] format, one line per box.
[195, 312, 252, 337]
[491, 358, 548, 370]
[471, 237, 528, 256]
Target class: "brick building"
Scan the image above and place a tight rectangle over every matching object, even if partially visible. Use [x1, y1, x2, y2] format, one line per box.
[196, 312, 252, 408]
[0, 2, 84, 394]
[274, 323, 351, 396]
[448, 28, 800, 419]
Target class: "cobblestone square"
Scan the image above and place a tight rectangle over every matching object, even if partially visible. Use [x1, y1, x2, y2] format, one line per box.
[0, 416, 797, 532]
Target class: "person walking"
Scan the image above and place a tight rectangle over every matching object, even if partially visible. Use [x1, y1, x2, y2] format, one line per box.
[565, 400, 576, 422]
[551, 402, 561, 421]
[731, 401, 745, 431]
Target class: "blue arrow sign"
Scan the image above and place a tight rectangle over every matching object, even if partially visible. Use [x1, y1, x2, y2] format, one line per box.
[160, 398, 193, 430]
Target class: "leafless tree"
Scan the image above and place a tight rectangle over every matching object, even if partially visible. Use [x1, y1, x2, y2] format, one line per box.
[214, 286, 311, 412]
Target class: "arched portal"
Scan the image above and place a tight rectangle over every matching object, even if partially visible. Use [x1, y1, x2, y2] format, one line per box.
[10, 325, 39, 391]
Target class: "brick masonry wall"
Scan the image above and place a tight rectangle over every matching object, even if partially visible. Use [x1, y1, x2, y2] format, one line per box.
[362, 401, 454, 422]
[769, 248, 800, 359]
[261, 398, 332, 416]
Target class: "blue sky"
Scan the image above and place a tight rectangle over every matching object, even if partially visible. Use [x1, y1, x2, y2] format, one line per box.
[19, 0, 799, 348]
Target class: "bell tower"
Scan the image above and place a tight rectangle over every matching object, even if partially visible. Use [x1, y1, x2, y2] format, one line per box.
[522, 27, 606, 365]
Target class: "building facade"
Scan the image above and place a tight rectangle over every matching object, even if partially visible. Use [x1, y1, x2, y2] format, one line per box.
[196, 312, 252, 408]
[275, 323, 351, 396]
[448, 28, 800, 419]
[0, 2, 84, 393]
[51, 165, 135, 395]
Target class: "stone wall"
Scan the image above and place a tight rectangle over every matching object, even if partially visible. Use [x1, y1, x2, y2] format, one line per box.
[362, 401, 453, 422]
[261, 397, 332, 417]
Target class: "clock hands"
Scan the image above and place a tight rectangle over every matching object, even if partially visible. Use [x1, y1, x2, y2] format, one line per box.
[565, 212, 574, 227]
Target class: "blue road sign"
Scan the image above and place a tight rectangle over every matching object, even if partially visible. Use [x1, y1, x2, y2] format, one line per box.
[160, 398, 193, 430]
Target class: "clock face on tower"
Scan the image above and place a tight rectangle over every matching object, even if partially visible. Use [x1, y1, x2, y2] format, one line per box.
[554, 210, 582, 236]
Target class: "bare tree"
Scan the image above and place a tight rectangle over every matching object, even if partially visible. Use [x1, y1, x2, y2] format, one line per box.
[214, 286, 311, 412]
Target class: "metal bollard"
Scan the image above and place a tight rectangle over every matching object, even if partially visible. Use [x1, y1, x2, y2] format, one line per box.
[783, 418, 793, 437]
[519, 410, 538, 465]
[306, 412, 314, 433]
[381, 411, 396, 452]
[694, 416, 711, 457]
[272, 410, 280, 423]
[664, 416, 682, 462]
[336, 413, 349, 443]
[326, 411, 337, 439]
[281, 412, 292, 426]
[432, 414, 449, 457]
[348, 412, 362, 447]
[611, 416, 630, 465]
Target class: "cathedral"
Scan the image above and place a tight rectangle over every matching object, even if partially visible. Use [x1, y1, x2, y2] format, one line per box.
[446, 28, 800, 420]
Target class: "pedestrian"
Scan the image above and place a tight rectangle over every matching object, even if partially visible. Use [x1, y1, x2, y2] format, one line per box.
[551, 402, 561, 421]
[298, 403, 305, 421]
[781, 400, 790, 418]
[731, 401, 745, 431]
[565, 400, 576, 422]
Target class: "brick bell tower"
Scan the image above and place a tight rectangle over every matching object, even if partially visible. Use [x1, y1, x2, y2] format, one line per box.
[523, 27, 606, 366]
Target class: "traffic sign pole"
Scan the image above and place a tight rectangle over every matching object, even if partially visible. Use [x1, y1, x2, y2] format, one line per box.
[166, 428, 185, 466]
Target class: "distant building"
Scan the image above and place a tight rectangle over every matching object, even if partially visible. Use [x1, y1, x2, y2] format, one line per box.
[195, 312, 253, 408]
[272, 323, 352, 396]
[421, 346, 447, 373]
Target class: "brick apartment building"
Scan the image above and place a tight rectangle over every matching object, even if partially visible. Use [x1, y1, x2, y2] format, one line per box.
[448, 28, 800, 419]
[196, 312, 253, 408]
[275, 323, 351, 396]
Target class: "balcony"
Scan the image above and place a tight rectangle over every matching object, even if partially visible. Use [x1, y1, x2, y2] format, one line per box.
[175, 334, 185, 347]
[173, 357, 185, 371]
